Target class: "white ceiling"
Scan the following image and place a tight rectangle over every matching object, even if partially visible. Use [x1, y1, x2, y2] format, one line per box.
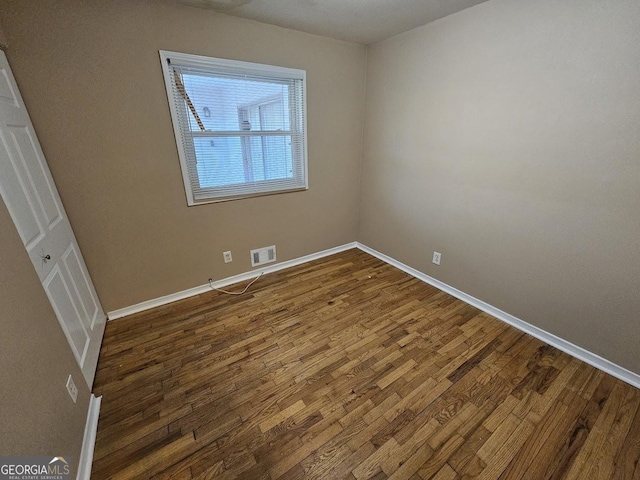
[179, 0, 490, 45]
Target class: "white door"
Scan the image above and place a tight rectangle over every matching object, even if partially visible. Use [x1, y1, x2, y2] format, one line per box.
[0, 51, 106, 388]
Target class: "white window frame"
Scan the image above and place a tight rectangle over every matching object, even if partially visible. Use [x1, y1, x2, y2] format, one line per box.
[159, 50, 309, 205]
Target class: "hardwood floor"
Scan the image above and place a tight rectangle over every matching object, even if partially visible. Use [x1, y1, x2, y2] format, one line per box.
[92, 249, 640, 479]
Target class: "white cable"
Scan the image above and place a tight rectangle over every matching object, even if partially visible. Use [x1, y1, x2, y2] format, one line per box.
[208, 272, 263, 296]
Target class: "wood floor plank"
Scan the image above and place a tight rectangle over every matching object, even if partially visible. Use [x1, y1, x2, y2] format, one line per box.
[612, 395, 640, 479]
[270, 422, 343, 479]
[91, 249, 640, 479]
[563, 381, 628, 480]
[110, 434, 197, 480]
[476, 419, 535, 480]
[583, 388, 640, 480]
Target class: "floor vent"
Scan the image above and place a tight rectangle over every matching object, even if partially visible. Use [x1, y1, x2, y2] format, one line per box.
[251, 245, 276, 267]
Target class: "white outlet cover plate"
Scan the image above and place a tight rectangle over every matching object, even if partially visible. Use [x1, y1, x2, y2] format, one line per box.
[432, 252, 442, 265]
[223, 251, 232, 263]
[66, 374, 78, 403]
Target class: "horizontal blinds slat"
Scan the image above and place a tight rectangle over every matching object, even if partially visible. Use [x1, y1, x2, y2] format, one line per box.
[173, 65, 299, 84]
[167, 59, 305, 81]
[193, 181, 306, 202]
[190, 130, 299, 137]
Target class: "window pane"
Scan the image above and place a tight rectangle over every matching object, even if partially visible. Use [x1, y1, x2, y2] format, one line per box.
[193, 137, 244, 188]
[182, 74, 291, 133]
[247, 135, 294, 181]
[193, 135, 294, 187]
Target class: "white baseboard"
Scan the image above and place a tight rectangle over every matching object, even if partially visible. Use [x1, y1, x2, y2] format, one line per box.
[356, 242, 640, 389]
[77, 394, 101, 480]
[107, 242, 358, 320]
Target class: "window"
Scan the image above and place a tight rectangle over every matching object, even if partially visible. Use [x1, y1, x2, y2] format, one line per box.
[160, 51, 308, 204]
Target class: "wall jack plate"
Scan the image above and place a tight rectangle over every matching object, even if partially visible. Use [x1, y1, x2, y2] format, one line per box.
[432, 252, 442, 265]
[223, 251, 232, 263]
[66, 374, 78, 403]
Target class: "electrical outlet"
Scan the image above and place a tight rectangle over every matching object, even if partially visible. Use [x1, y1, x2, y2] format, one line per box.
[223, 251, 232, 263]
[432, 251, 442, 265]
[66, 374, 78, 403]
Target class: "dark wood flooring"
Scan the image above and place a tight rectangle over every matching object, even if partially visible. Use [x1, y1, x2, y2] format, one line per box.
[91, 249, 640, 479]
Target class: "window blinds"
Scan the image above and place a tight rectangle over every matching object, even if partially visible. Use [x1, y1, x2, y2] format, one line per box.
[160, 51, 308, 204]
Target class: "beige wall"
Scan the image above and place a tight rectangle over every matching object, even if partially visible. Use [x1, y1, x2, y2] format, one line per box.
[359, 0, 640, 372]
[0, 0, 366, 311]
[0, 16, 6, 45]
[0, 198, 89, 467]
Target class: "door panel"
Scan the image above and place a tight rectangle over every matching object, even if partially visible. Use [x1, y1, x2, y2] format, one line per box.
[0, 69, 18, 107]
[0, 128, 46, 249]
[43, 265, 90, 365]
[62, 243, 100, 330]
[9, 125, 63, 228]
[0, 51, 106, 387]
